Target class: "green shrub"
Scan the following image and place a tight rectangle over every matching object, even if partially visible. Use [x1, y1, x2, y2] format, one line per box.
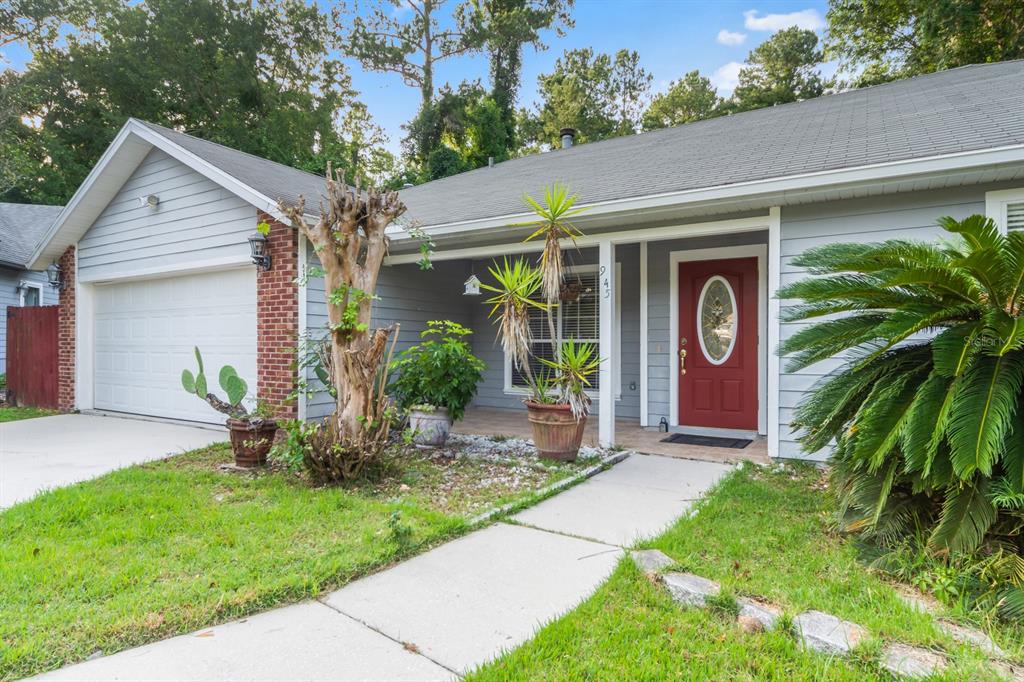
[389, 320, 485, 421]
[779, 214, 1024, 619]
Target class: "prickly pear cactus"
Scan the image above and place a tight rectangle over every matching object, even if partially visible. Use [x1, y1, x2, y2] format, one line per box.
[181, 346, 247, 418]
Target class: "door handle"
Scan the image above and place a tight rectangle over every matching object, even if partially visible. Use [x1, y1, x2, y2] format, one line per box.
[679, 346, 687, 376]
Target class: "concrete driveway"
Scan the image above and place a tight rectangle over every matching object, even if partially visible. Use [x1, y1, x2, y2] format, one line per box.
[0, 413, 227, 509]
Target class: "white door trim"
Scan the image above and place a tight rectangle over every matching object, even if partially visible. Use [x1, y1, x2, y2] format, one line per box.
[669, 244, 768, 435]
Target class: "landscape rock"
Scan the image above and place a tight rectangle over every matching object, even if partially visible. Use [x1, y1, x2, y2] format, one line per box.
[880, 643, 948, 679]
[631, 549, 674, 574]
[793, 610, 868, 655]
[990, 660, 1024, 682]
[662, 572, 720, 607]
[736, 598, 781, 632]
[938, 620, 1007, 659]
[892, 584, 942, 615]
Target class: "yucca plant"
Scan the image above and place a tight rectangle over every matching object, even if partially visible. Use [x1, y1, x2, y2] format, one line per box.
[780, 214, 1024, 618]
[539, 340, 601, 418]
[481, 256, 550, 383]
[517, 182, 586, 311]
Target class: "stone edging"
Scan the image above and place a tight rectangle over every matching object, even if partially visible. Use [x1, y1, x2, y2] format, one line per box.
[468, 450, 632, 527]
[630, 549, 1018, 680]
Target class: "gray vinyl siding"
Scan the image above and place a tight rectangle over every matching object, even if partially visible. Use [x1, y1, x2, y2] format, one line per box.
[0, 266, 49, 373]
[303, 246, 642, 422]
[304, 249, 475, 421]
[645, 232, 769, 428]
[777, 186, 989, 460]
[77, 149, 255, 281]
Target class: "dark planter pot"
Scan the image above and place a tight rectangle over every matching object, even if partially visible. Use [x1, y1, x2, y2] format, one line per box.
[525, 401, 586, 461]
[226, 418, 278, 468]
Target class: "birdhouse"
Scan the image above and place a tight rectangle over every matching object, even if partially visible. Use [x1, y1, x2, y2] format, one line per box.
[463, 274, 481, 296]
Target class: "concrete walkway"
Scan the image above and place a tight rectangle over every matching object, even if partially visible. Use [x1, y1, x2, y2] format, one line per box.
[31, 453, 732, 681]
[0, 413, 226, 509]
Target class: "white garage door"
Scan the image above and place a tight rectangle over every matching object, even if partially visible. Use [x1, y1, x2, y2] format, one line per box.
[94, 268, 257, 424]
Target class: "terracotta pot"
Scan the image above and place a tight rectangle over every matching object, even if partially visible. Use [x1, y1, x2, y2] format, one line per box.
[526, 401, 586, 461]
[409, 406, 452, 447]
[226, 418, 278, 468]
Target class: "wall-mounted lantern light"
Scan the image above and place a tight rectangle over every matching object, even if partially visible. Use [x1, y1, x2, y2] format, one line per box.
[463, 274, 481, 296]
[248, 232, 272, 271]
[45, 261, 65, 290]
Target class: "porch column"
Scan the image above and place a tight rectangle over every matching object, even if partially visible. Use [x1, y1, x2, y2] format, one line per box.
[598, 240, 615, 447]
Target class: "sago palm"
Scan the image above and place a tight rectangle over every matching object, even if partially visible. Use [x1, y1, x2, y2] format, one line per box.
[779, 215, 1024, 616]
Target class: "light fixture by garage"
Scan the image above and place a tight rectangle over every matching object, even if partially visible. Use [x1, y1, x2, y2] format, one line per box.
[248, 231, 272, 271]
[45, 261, 65, 290]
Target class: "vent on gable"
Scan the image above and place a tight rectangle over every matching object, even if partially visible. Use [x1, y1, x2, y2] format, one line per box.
[1008, 202, 1024, 232]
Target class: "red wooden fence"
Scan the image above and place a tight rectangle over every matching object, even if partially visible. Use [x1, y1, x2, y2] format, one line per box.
[6, 305, 59, 409]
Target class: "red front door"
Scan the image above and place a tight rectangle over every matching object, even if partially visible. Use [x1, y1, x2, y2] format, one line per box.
[678, 257, 758, 430]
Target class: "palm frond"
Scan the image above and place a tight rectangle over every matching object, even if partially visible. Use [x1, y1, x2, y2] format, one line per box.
[928, 479, 996, 554]
[947, 353, 1024, 477]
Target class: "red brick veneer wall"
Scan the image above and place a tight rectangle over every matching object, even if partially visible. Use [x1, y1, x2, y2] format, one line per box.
[57, 246, 76, 411]
[256, 212, 299, 419]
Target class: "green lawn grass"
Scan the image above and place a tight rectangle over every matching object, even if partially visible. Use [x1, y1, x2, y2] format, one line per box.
[0, 406, 57, 422]
[470, 464, 1020, 681]
[0, 442, 586, 681]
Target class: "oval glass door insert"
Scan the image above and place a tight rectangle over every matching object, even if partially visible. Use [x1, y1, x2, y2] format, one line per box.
[697, 275, 737, 365]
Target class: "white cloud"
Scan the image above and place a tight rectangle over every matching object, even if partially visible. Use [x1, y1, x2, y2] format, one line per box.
[711, 62, 744, 94]
[743, 9, 825, 32]
[716, 29, 747, 46]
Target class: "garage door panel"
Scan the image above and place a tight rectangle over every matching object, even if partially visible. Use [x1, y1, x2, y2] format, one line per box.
[94, 268, 257, 424]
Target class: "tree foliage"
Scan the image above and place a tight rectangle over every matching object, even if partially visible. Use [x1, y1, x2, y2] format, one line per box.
[780, 215, 1024, 617]
[642, 70, 722, 131]
[826, 0, 1024, 86]
[523, 47, 652, 149]
[3, 0, 393, 204]
[461, 0, 573, 142]
[727, 27, 829, 112]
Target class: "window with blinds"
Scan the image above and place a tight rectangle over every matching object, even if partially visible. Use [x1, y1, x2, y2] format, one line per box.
[510, 269, 602, 390]
[1007, 202, 1024, 232]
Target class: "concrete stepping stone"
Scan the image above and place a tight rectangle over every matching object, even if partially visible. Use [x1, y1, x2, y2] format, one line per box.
[662, 572, 720, 607]
[881, 643, 948, 679]
[736, 597, 781, 632]
[631, 549, 674, 574]
[793, 610, 868, 655]
[938, 620, 1007, 659]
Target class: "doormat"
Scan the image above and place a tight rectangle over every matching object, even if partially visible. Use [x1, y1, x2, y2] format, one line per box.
[660, 433, 752, 449]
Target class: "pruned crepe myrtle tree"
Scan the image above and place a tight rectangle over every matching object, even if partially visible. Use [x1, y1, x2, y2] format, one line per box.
[278, 166, 406, 467]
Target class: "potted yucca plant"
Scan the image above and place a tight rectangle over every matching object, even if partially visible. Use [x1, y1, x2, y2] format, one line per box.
[481, 184, 600, 461]
[181, 347, 277, 467]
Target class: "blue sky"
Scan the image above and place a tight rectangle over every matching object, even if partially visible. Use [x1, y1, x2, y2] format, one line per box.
[2, 1, 832, 154]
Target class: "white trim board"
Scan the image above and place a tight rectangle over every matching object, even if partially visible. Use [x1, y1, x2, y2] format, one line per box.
[668, 244, 768, 436]
[639, 241, 648, 426]
[77, 255, 253, 284]
[297, 232, 309, 421]
[387, 214, 774, 266]
[766, 207, 782, 458]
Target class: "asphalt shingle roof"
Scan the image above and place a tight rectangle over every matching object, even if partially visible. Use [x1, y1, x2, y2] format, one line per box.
[140, 61, 1024, 229]
[0, 203, 63, 267]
